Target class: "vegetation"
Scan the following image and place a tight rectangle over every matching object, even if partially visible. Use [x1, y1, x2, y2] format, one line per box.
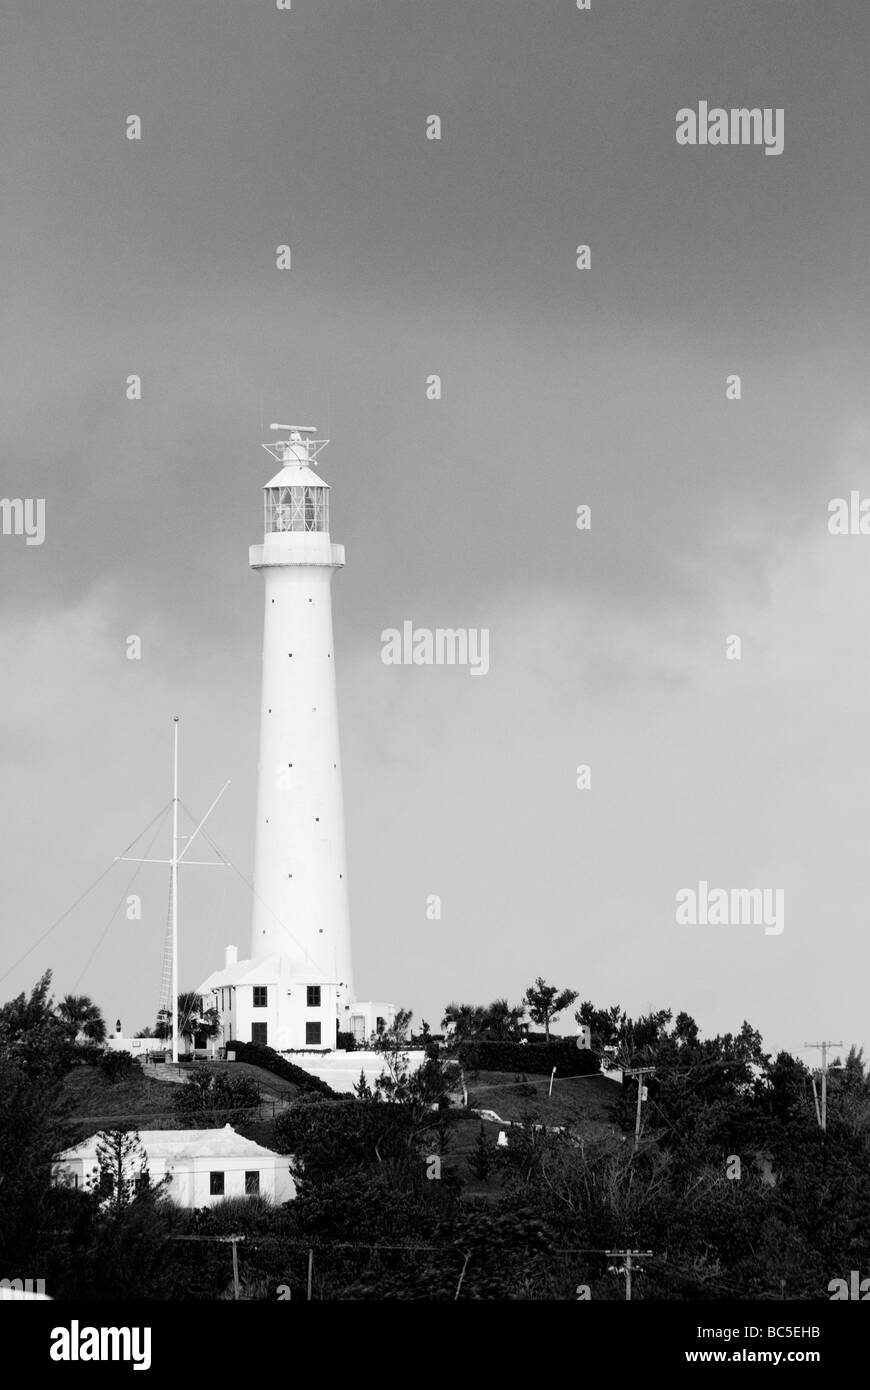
[172, 1069, 261, 1128]
[4, 972, 870, 1300]
[99, 1049, 136, 1084]
[56, 993, 108, 1045]
[154, 992, 220, 1047]
[225, 1039, 337, 1099]
[522, 977, 579, 1041]
[456, 1039, 598, 1076]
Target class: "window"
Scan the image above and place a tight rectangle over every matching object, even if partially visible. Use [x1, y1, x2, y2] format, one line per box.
[306, 985, 321, 1007]
[376, 1016, 385, 1035]
[251, 1022, 268, 1045]
[253, 986, 267, 1008]
[209, 1171, 225, 1196]
[265, 484, 329, 535]
[245, 1171, 260, 1196]
[306, 1022, 321, 1046]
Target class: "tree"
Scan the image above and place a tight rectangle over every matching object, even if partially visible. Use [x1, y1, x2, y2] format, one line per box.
[441, 1001, 486, 1041]
[154, 992, 220, 1047]
[87, 1129, 150, 1216]
[522, 977, 578, 1041]
[575, 1001, 623, 1052]
[441, 999, 523, 1042]
[370, 1007, 415, 1086]
[56, 994, 107, 1044]
[0, 972, 73, 1272]
[469, 1123, 496, 1181]
[481, 998, 525, 1041]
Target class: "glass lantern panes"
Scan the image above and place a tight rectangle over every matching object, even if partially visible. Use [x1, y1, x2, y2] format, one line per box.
[265, 485, 329, 534]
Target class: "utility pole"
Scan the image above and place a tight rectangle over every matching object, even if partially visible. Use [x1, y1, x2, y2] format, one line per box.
[804, 1041, 843, 1132]
[606, 1249, 653, 1302]
[624, 1067, 655, 1152]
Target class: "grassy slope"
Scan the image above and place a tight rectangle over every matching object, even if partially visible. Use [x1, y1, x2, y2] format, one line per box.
[59, 1060, 307, 1145]
[465, 1070, 622, 1129]
[60, 1066, 180, 1144]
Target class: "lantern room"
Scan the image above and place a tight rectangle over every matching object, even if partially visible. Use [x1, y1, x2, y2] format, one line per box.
[261, 428, 331, 537]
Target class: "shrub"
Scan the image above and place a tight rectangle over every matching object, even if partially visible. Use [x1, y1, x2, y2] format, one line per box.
[455, 1040, 598, 1077]
[98, 1050, 136, 1084]
[468, 1123, 496, 1181]
[226, 1040, 337, 1099]
[336, 1031, 356, 1052]
[71, 1042, 104, 1067]
[172, 1069, 261, 1127]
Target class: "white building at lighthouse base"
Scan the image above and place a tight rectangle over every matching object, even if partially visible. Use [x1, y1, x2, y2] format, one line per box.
[198, 946, 395, 1054]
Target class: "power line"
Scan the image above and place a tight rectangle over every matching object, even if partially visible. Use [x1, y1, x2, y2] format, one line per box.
[0, 803, 172, 986]
[72, 809, 171, 991]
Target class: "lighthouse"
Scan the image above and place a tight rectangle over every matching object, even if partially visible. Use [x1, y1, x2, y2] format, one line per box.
[249, 428, 353, 996]
[198, 427, 393, 1057]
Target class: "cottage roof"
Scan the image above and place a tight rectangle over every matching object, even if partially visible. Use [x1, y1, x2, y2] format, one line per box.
[57, 1124, 284, 1164]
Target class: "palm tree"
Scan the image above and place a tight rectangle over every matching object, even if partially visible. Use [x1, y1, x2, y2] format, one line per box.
[481, 998, 524, 1041]
[56, 994, 107, 1044]
[154, 993, 220, 1046]
[441, 1002, 486, 1041]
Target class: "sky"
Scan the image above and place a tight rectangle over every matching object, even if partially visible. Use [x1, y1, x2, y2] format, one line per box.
[1, 0, 869, 1061]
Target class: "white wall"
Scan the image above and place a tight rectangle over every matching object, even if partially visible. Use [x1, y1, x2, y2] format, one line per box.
[285, 1047, 427, 1095]
[53, 1151, 296, 1208]
[211, 979, 344, 1052]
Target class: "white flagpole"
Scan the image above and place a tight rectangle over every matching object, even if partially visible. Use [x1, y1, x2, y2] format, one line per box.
[172, 716, 180, 1064]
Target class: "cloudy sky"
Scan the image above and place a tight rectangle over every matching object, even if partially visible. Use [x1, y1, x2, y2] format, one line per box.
[1, 0, 869, 1060]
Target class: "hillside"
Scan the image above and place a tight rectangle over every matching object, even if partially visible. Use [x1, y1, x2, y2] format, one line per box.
[59, 1059, 309, 1146]
[60, 1066, 181, 1144]
[465, 1069, 622, 1130]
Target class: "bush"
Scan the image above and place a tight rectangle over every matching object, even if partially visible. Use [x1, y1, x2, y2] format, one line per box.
[468, 1123, 496, 1181]
[98, 1050, 136, 1083]
[172, 1069, 261, 1127]
[336, 1032, 356, 1052]
[455, 1040, 598, 1077]
[226, 1040, 337, 1099]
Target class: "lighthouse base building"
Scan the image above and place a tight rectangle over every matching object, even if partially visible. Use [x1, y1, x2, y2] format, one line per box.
[197, 429, 395, 1062]
[199, 947, 396, 1053]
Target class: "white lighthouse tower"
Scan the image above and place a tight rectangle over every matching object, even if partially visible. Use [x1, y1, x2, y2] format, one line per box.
[249, 427, 353, 996]
[198, 427, 393, 1058]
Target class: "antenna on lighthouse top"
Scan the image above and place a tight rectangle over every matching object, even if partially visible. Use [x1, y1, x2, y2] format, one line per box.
[262, 423, 330, 467]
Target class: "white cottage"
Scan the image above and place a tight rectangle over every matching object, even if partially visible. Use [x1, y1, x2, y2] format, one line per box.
[53, 1125, 296, 1208]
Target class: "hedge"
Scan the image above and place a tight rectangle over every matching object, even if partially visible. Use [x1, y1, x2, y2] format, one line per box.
[456, 1040, 599, 1077]
[225, 1040, 337, 1099]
